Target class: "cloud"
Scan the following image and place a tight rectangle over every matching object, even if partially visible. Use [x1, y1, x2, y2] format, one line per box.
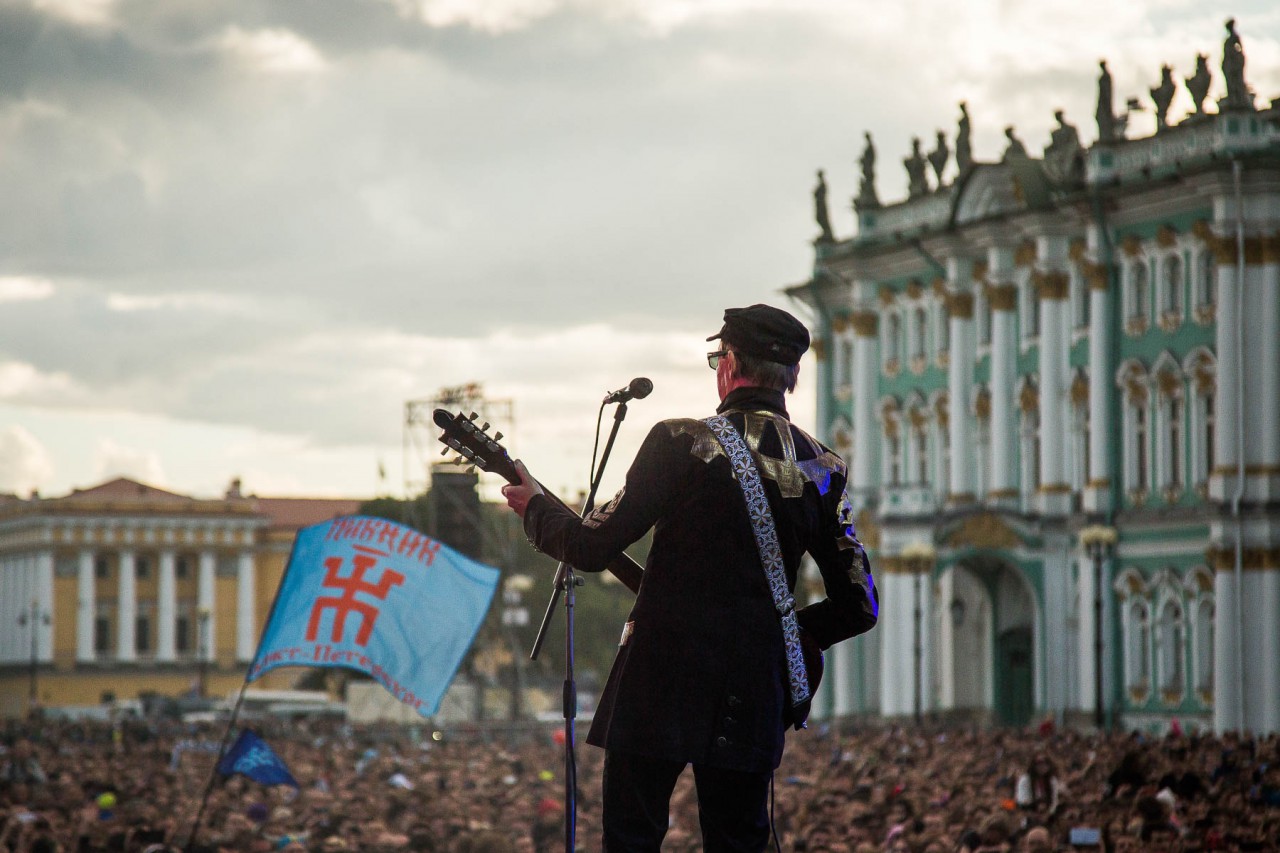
[0, 277, 55, 302]
[216, 26, 328, 74]
[92, 437, 167, 485]
[0, 425, 54, 495]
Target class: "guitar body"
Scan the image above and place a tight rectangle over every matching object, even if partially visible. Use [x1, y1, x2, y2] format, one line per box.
[434, 407, 825, 728]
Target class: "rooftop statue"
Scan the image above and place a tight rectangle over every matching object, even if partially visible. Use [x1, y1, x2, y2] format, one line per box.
[1186, 53, 1212, 115]
[1221, 18, 1252, 110]
[1001, 126, 1028, 162]
[928, 130, 950, 189]
[904, 136, 931, 198]
[1096, 59, 1120, 142]
[1043, 110, 1084, 186]
[955, 102, 974, 179]
[813, 169, 834, 242]
[1150, 65, 1176, 131]
[855, 131, 881, 211]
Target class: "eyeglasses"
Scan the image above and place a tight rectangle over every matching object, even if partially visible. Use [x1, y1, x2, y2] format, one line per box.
[706, 350, 728, 370]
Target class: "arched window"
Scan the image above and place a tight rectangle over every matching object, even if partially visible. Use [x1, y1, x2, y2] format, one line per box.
[912, 306, 927, 359]
[1127, 599, 1151, 691]
[1162, 255, 1183, 314]
[886, 312, 902, 371]
[1157, 598, 1184, 698]
[1196, 250, 1216, 309]
[1132, 261, 1149, 318]
[1135, 406, 1148, 491]
[882, 401, 902, 487]
[974, 387, 991, 499]
[915, 420, 929, 485]
[1185, 349, 1217, 492]
[1193, 596, 1215, 696]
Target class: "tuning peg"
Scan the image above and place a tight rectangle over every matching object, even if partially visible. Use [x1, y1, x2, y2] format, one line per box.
[453, 456, 464, 465]
[465, 465, 476, 474]
[480, 421, 490, 431]
[439, 446, 450, 456]
[469, 411, 479, 421]
[494, 431, 503, 441]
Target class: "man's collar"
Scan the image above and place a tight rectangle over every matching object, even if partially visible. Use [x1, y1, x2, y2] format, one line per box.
[716, 386, 789, 418]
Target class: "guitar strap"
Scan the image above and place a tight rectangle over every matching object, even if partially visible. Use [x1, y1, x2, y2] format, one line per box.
[703, 414, 811, 715]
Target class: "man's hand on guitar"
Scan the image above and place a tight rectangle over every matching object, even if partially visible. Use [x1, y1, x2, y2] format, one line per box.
[500, 460, 544, 519]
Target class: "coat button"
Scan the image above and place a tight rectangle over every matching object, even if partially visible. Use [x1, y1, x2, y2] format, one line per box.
[716, 736, 728, 747]
[723, 717, 736, 727]
[727, 696, 741, 708]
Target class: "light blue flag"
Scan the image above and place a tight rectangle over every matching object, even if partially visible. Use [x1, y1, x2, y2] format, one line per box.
[248, 516, 500, 717]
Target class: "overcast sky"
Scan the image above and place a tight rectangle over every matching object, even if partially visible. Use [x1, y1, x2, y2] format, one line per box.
[1, 0, 1276, 503]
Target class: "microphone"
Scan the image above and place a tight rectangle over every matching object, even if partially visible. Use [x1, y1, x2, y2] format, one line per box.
[603, 377, 653, 405]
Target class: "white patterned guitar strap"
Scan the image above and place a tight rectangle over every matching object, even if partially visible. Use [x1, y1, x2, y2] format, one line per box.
[703, 415, 811, 710]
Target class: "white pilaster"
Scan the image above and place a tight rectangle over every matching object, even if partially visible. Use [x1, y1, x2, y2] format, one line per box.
[1038, 288, 1070, 514]
[988, 246, 1018, 506]
[198, 551, 216, 662]
[831, 640, 856, 718]
[1085, 274, 1112, 513]
[1245, 568, 1280, 734]
[157, 550, 176, 662]
[77, 550, 95, 662]
[851, 313, 880, 506]
[36, 550, 54, 663]
[947, 260, 976, 505]
[236, 551, 256, 662]
[1259, 258, 1279, 483]
[1210, 258, 1239, 502]
[117, 549, 137, 662]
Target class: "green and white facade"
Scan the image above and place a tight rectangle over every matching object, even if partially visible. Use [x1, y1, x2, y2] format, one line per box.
[789, 79, 1280, 733]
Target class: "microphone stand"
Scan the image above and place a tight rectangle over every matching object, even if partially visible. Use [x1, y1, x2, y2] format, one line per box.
[529, 398, 633, 853]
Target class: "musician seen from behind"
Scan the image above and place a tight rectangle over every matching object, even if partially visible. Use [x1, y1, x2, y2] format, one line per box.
[501, 304, 878, 852]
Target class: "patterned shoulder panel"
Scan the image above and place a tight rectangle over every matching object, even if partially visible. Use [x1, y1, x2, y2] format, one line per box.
[663, 413, 846, 498]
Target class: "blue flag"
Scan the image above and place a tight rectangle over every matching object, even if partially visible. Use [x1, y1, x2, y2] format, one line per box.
[217, 730, 298, 787]
[247, 516, 500, 717]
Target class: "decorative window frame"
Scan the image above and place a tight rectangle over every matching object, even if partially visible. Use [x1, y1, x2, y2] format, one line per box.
[1113, 567, 1151, 702]
[1017, 376, 1040, 496]
[933, 284, 950, 368]
[973, 386, 991, 499]
[909, 303, 929, 374]
[906, 392, 930, 486]
[1154, 245, 1185, 332]
[1122, 251, 1151, 336]
[883, 308, 903, 377]
[832, 318, 855, 401]
[931, 391, 950, 497]
[1070, 370, 1090, 493]
[1184, 347, 1216, 497]
[1184, 565, 1215, 704]
[880, 397, 903, 487]
[1193, 247, 1217, 324]
[1150, 568, 1186, 704]
[1116, 359, 1151, 504]
[1152, 351, 1186, 503]
[828, 415, 854, 462]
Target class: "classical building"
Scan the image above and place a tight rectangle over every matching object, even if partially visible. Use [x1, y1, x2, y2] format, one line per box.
[790, 22, 1279, 734]
[0, 477, 360, 717]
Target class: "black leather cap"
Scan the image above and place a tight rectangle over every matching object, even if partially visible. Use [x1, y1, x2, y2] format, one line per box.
[707, 304, 810, 366]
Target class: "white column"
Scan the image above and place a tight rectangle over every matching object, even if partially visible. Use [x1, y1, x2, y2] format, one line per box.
[851, 311, 880, 505]
[1244, 568, 1280, 734]
[878, 572, 912, 716]
[1086, 267, 1112, 513]
[1077, 546, 1097, 714]
[1038, 272, 1070, 514]
[1259, 255, 1279, 481]
[117, 550, 137, 662]
[1210, 255, 1239, 502]
[1213, 568, 1241, 733]
[236, 551, 256, 662]
[831, 641, 856, 718]
[157, 550, 177, 662]
[77, 550, 95, 662]
[989, 299, 1018, 504]
[36, 550, 54, 663]
[947, 291, 976, 503]
[198, 551, 216, 662]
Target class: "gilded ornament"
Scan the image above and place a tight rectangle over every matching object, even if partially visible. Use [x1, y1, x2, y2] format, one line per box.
[971, 259, 989, 281]
[1191, 219, 1214, 242]
[1014, 241, 1037, 267]
[1018, 382, 1039, 414]
[1034, 270, 1069, 300]
[1156, 224, 1178, 248]
[879, 286, 897, 306]
[946, 292, 975, 318]
[906, 279, 924, 300]
[830, 315, 849, 334]
[1068, 239, 1088, 261]
[1084, 261, 1109, 291]
[943, 512, 1021, 549]
[1070, 375, 1089, 406]
[1121, 234, 1143, 258]
[973, 390, 991, 420]
[931, 276, 947, 296]
[855, 509, 881, 549]
[851, 311, 878, 337]
[988, 284, 1018, 311]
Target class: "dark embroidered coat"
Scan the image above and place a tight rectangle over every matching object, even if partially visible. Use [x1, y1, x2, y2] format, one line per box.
[522, 387, 878, 772]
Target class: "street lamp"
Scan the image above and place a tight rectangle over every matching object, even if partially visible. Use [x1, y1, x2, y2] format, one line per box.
[1080, 525, 1118, 731]
[196, 607, 212, 699]
[17, 599, 51, 711]
[901, 542, 937, 727]
[501, 574, 533, 721]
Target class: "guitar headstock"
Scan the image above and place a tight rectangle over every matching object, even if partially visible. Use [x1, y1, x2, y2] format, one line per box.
[432, 409, 520, 485]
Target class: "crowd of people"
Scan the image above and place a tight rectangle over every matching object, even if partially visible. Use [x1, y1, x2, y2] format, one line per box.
[1, 714, 1277, 852]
